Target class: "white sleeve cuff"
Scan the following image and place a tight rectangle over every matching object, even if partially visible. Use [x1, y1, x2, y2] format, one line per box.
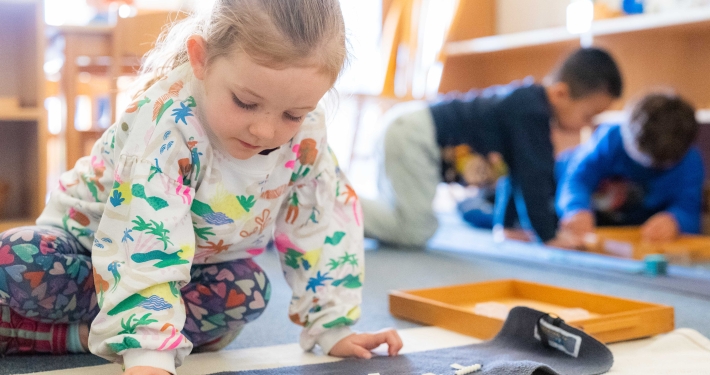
[316, 327, 354, 356]
[123, 349, 177, 374]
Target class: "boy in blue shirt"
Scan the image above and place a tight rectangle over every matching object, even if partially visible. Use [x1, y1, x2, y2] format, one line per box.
[361, 48, 622, 247]
[556, 93, 703, 245]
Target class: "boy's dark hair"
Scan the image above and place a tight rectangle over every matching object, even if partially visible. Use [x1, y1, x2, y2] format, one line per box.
[549, 47, 623, 99]
[630, 92, 698, 167]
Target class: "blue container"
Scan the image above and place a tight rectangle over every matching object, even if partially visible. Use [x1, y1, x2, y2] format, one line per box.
[644, 254, 668, 276]
[623, 0, 644, 14]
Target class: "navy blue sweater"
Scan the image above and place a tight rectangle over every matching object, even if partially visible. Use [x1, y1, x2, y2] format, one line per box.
[556, 124, 704, 233]
[429, 79, 557, 241]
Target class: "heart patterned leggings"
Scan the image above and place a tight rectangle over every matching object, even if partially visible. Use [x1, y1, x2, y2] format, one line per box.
[0, 225, 270, 349]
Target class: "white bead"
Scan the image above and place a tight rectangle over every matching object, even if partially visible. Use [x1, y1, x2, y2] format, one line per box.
[454, 364, 482, 375]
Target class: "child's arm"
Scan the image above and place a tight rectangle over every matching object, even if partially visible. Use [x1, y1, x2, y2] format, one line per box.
[648, 149, 705, 236]
[89, 127, 197, 374]
[556, 132, 612, 230]
[504, 110, 558, 242]
[273, 108, 367, 357]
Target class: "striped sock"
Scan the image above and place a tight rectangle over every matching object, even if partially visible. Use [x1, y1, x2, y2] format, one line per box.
[0, 305, 67, 355]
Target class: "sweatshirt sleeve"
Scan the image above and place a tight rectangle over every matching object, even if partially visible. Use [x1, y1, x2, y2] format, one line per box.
[556, 130, 613, 220]
[88, 112, 198, 373]
[273, 109, 364, 355]
[504, 108, 558, 242]
[664, 149, 705, 234]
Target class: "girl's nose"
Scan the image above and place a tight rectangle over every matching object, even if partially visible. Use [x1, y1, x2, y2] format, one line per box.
[248, 115, 276, 141]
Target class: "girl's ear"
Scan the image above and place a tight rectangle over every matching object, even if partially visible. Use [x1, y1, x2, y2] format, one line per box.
[187, 35, 208, 80]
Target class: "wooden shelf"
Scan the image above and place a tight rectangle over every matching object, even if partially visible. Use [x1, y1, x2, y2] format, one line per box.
[445, 7, 710, 56]
[53, 24, 112, 35]
[0, 0, 47, 220]
[0, 107, 43, 121]
[438, 6, 710, 111]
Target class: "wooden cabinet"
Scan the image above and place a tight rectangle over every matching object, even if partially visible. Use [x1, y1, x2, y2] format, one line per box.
[440, 7, 710, 111]
[0, 0, 47, 230]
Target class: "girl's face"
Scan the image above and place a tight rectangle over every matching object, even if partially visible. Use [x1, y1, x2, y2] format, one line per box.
[187, 36, 334, 160]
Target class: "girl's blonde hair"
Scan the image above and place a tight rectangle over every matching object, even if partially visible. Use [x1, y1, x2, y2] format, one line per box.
[136, 0, 348, 97]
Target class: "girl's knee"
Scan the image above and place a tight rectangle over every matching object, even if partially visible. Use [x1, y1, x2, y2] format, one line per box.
[185, 259, 271, 320]
[182, 264, 271, 348]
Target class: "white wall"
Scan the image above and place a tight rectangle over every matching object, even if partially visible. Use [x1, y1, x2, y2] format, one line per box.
[133, 0, 185, 10]
[496, 0, 569, 34]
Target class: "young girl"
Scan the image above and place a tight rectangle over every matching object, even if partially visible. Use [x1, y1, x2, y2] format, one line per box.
[0, 1, 402, 374]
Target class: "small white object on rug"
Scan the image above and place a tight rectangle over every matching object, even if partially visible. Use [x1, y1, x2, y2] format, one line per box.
[454, 363, 481, 375]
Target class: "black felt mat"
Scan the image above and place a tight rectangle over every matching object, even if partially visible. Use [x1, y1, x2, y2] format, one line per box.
[216, 307, 613, 375]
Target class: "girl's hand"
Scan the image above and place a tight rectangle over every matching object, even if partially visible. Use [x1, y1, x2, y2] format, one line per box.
[328, 329, 403, 359]
[124, 366, 171, 375]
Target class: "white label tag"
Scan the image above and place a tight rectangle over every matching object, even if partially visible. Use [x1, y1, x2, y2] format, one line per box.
[534, 319, 582, 358]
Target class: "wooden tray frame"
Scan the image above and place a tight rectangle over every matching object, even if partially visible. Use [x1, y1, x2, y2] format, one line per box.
[389, 279, 674, 343]
[586, 227, 710, 263]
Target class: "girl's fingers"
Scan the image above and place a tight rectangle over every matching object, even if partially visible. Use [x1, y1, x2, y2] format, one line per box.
[353, 345, 372, 359]
[372, 330, 403, 356]
[387, 331, 403, 356]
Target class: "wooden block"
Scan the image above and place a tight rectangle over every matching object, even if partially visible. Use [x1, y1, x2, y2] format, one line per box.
[389, 279, 674, 344]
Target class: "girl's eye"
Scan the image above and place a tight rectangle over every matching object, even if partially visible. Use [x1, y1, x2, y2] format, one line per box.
[284, 113, 303, 122]
[232, 94, 257, 110]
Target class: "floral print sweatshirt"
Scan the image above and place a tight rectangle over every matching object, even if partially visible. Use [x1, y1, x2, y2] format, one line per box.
[36, 64, 364, 373]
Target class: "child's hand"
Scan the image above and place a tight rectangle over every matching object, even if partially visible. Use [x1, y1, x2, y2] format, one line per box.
[546, 232, 584, 250]
[124, 366, 171, 375]
[642, 212, 679, 242]
[560, 210, 595, 236]
[328, 329, 403, 359]
[492, 227, 534, 243]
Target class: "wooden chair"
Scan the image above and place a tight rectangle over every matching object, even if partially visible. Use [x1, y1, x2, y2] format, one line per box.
[64, 10, 185, 168]
[107, 10, 186, 124]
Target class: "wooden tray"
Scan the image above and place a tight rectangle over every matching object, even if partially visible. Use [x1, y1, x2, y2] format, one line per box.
[584, 227, 710, 263]
[389, 279, 674, 343]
